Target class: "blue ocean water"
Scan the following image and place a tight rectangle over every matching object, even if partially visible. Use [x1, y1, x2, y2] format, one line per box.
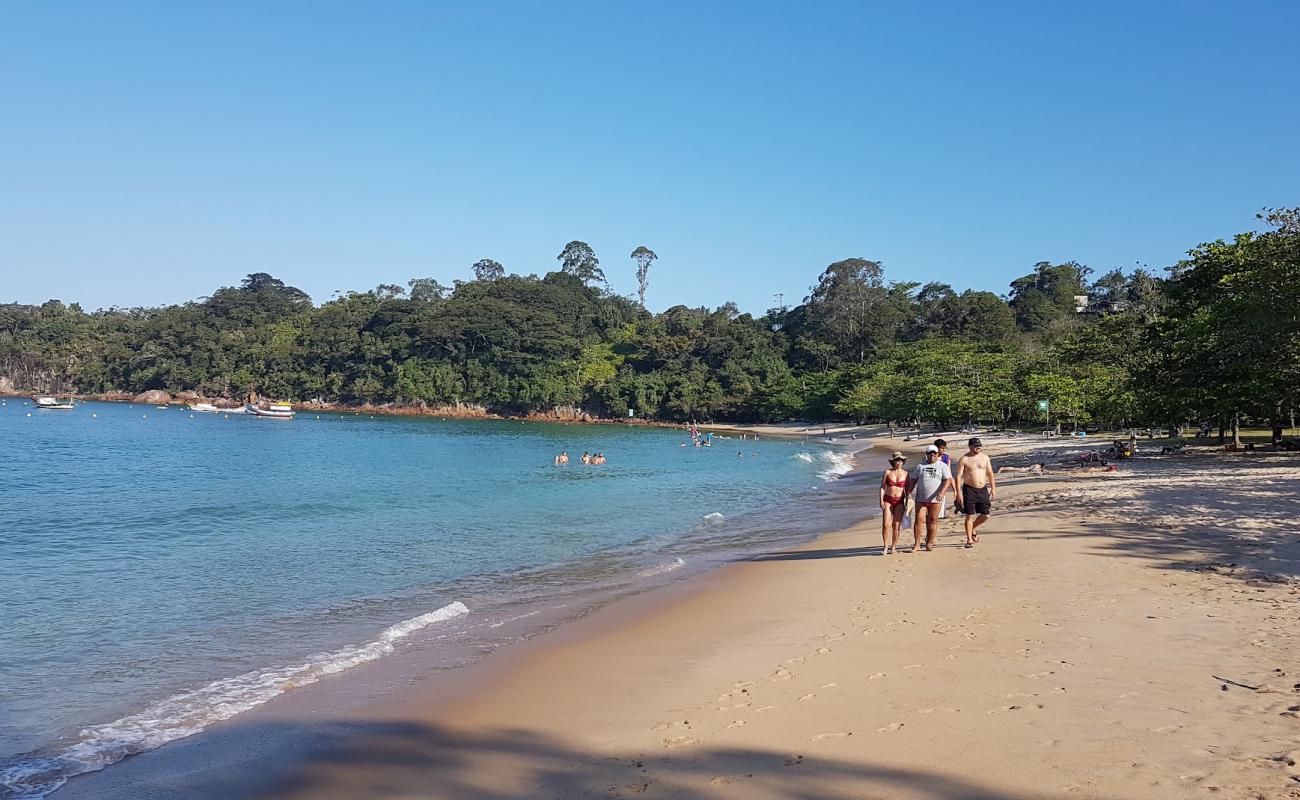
[0, 399, 867, 798]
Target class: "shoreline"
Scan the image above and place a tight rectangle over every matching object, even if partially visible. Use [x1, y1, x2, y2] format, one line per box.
[7, 415, 879, 800]
[54, 438, 1300, 799]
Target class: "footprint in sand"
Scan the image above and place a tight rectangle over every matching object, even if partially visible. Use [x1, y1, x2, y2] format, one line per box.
[798, 693, 816, 702]
[663, 736, 700, 748]
[770, 667, 794, 681]
[726, 720, 748, 729]
[917, 707, 959, 714]
[877, 722, 904, 732]
[815, 647, 832, 654]
[812, 731, 853, 740]
[652, 720, 692, 732]
[1151, 724, 1183, 734]
[1022, 671, 1055, 679]
[987, 705, 1024, 714]
[755, 705, 778, 713]
[821, 682, 838, 689]
[868, 672, 887, 680]
[861, 628, 877, 636]
[710, 775, 753, 786]
[783, 754, 803, 766]
[903, 663, 924, 670]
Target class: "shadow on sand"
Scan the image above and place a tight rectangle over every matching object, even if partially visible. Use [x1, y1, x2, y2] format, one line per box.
[58, 719, 1075, 800]
[1013, 456, 1300, 584]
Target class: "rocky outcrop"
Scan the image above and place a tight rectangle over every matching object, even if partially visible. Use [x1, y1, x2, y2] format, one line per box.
[131, 389, 173, 405]
[523, 405, 596, 423]
[0, 376, 15, 396]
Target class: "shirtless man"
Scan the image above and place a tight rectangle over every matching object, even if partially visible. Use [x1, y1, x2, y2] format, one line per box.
[955, 437, 995, 547]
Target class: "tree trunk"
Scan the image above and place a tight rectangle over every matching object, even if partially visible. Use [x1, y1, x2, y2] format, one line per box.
[1218, 418, 1226, 444]
[1231, 411, 1241, 448]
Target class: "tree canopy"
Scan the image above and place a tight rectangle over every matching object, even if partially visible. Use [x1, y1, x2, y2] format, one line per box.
[2, 218, 1295, 431]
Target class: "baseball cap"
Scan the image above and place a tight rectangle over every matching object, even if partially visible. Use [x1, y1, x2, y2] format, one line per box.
[925, 444, 939, 453]
[968, 437, 983, 447]
[889, 450, 907, 461]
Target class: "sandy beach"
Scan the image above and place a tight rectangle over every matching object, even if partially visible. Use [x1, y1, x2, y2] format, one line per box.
[59, 435, 1300, 800]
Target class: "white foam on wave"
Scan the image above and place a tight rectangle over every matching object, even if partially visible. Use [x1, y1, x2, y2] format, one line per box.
[0, 601, 469, 800]
[793, 451, 855, 481]
[815, 450, 855, 481]
[638, 557, 686, 578]
[702, 512, 725, 523]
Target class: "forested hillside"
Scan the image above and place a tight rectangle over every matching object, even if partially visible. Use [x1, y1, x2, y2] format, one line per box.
[2, 214, 1296, 431]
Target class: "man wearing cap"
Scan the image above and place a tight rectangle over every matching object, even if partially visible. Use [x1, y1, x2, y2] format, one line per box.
[955, 437, 996, 547]
[907, 444, 953, 552]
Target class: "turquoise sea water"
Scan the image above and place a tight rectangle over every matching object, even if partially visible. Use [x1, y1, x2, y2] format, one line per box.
[0, 399, 866, 798]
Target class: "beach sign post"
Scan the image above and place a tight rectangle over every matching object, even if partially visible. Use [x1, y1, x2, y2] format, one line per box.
[1037, 399, 1049, 428]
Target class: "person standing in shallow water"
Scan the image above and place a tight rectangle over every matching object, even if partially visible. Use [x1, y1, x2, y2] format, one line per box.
[879, 451, 909, 555]
[908, 445, 953, 552]
[955, 437, 996, 547]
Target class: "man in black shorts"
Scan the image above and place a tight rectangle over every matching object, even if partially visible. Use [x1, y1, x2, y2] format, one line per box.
[955, 437, 996, 548]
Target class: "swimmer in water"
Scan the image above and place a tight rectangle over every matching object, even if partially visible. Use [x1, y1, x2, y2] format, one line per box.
[581, 451, 591, 464]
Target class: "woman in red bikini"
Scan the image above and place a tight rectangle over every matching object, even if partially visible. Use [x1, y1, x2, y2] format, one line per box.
[880, 451, 910, 555]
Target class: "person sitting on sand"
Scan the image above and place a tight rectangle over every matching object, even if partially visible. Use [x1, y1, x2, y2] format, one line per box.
[907, 445, 953, 552]
[997, 462, 1044, 476]
[880, 451, 909, 555]
[955, 438, 996, 548]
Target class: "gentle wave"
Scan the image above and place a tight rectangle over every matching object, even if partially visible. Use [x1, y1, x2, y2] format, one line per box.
[793, 451, 856, 481]
[0, 601, 469, 800]
[637, 557, 686, 578]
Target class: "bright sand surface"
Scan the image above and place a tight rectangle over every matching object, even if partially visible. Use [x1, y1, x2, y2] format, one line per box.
[59, 435, 1300, 799]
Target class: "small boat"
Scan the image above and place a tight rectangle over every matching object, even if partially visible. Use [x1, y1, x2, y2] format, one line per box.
[187, 402, 221, 413]
[244, 402, 295, 419]
[32, 395, 75, 410]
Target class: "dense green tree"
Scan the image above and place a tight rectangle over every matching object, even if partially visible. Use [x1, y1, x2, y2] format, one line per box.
[804, 258, 896, 365]
[472, 259, 505, 282]
[557, 241, 605, 287]
[1008, 261, 1088, 331]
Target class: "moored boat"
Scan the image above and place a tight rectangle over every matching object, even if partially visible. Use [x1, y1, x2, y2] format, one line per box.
[187, 402, 221, 413]
[244, 402, 295, 419]
[32, 395, 75, 410]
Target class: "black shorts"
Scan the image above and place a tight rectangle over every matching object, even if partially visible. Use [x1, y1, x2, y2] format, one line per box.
[961, 485, 991, 516]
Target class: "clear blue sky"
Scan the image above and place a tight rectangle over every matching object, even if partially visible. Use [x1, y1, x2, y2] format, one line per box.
[3, 1, 1297, 314]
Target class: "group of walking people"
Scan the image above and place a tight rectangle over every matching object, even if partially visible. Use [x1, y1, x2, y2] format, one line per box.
[879, 437, 996, 554]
